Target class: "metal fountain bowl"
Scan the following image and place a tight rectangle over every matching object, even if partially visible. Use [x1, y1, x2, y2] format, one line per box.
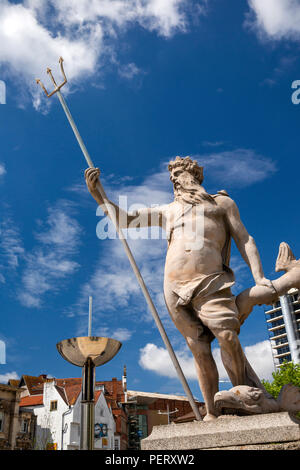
[56, 336, 122, 367]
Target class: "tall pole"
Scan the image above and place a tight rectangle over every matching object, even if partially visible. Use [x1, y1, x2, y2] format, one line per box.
[80, 357, 95, 450]
[280, 294, 300, 364]
[88, 296, 93, 337]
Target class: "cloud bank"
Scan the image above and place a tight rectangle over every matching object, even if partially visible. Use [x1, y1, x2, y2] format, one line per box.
[247, 0, 300, 41]
[139, 340, 275, 383]
[0, 0, 201, 108]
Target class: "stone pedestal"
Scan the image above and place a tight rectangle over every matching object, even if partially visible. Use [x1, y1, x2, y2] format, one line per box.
[141, 412, 300, 450]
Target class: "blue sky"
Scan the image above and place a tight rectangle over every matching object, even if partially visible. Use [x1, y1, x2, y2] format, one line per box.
[0, 0, 300, 401]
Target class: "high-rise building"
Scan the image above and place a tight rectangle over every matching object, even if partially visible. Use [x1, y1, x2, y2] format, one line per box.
[265, 288, 300, 368]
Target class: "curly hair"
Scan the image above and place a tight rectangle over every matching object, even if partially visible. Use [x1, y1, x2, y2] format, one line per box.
[168, 156, 203, 185]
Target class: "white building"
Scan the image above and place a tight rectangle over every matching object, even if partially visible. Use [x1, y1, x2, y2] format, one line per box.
[19, 376, 115, 450]
[265, 288, 300, 368]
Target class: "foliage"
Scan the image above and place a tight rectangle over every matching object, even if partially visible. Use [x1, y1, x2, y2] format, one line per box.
[262, 361, 300, 399]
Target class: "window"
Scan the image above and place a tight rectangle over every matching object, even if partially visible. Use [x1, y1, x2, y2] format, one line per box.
[0, 411, 3, 432]
[50, 400, 58, 411]
[274, 336, 287, 346]
[270, 327, 286, 337]
[114, 438, 120, 450]
[20, 418, 29, 433]
[138, 414, 148, 439]
[271, 318, 285, 328]
[279, 354, 291, 364]
[277, 346, 290, 355]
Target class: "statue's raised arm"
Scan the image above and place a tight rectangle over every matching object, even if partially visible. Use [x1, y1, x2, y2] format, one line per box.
[85, 167, 165, 229]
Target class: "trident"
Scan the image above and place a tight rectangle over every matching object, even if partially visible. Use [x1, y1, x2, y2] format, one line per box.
[36, 58, 202, 422]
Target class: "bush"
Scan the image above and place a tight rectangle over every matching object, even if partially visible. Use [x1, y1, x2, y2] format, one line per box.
[262, 361, 300, 399]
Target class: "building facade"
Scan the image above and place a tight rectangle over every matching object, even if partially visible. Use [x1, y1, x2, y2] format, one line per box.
[124, 390, 204, 449]
[5, 370, 203, 450]
[0, 383, 36, 450]
[265, 288, 300, 368]
[17, 376, 115, 450]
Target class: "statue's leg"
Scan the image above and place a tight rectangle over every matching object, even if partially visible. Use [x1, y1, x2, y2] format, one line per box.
[219, 346, 269, 392]
[193, 288, 269, 394]
[186, 335, 219, 421]
[164, 287, 219, 420]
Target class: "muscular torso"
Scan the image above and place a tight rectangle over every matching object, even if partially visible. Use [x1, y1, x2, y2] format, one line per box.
[164, 198, 228, 283]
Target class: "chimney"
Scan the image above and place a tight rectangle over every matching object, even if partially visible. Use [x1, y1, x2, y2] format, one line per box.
[122, 365, 127, 402]
[112, 377, 118, 399]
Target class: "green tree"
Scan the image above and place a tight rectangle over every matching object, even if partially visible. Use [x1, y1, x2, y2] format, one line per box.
[262, 361, 300, 399]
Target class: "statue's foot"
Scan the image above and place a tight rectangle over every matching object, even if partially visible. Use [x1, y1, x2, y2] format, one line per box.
[203, 413, 218, 422]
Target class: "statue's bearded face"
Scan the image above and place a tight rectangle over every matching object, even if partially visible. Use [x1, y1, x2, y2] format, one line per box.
[171, 169, 200, 190]
[170, 168, 214, 205]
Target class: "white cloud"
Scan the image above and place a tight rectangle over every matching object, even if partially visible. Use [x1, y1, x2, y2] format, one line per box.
[0, 217, 24, 283]
[18, 201, 81, 308]
[139, 343, 197, 379]
[244, 340, 275, 382]
[93, 326, 133, 342]
[0, 371, 19, 384]
[0, 0, 102, 109]
[52, 0, 190, 37]
[0, 163, 6, 177]
[112, 328, 133, 342]
[247, 0, 300, 41]
[118, 62, 143, 80]
[139, 340, 275, 383]
[0, 218, 24, 269]
[0, 0, 202, 108]
[195, 148, 277, 188]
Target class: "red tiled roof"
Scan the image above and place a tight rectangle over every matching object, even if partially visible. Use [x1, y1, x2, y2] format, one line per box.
[55, 378, 81, 406]
[56, 378, 82, 387]
[21, 375, 47, 395]
[17, 375, 123, 408]
[96, 379, 124, 400]
[55, 385, 68, 405]
[8, 379, 19, 387]
[20, 395, 43, 407]
[64, 384, 81, 406]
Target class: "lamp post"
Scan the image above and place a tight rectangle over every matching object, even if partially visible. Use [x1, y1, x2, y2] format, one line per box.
[56, 298, 122, 450]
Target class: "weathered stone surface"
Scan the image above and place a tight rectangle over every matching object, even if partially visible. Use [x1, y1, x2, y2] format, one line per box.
[208, 441, 300, 450]
[141, 412, 300, 450]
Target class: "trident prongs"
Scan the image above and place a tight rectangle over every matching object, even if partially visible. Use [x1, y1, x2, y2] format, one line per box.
[36, 56, 67, 98]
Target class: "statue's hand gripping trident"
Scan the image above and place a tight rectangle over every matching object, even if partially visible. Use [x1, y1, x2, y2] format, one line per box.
[36, 58, 202, 421]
